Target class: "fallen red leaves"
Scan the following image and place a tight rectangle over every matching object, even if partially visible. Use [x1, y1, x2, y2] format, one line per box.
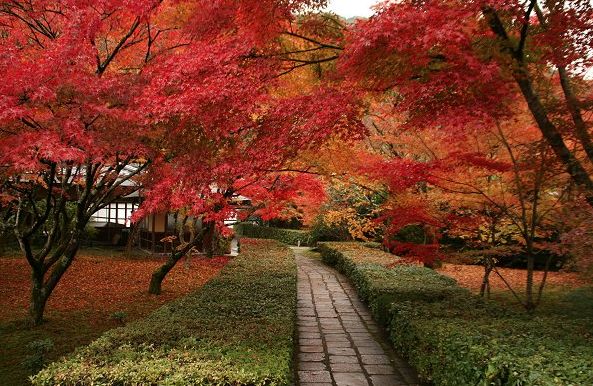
[0, 253, 229, 321]
[437, 263, 589, 292]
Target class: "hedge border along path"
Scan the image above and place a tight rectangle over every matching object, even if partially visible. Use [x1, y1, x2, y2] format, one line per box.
[33, 239, 297, 386]
[235, 223, 314, 246]
[317, 242, 593, 386]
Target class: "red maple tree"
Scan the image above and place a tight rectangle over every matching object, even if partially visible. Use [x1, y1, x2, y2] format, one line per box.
[341, 0, 593, 206]
[0, 0, 364, 322]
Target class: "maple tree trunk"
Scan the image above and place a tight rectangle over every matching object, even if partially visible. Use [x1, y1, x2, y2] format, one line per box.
[557, 65, 593, 164]
[148, 252, 183, 295]
[30, 271, 48, 326]
[525, 244, 536, 312]
[484, 7, 593, 208]
[513, 74, 593, 208]
[535, 255, 552, 308]
[28, 240, 80, 325]
[148, 229, 202, 295]
[203, 222, 216, 258]
[480, 265, 493, 298]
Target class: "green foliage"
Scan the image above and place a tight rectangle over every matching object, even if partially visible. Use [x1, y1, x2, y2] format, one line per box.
[22, 339, 54, 376]
[313, 182, 385, 242]
[309, 216, 353, 242]
[32, 239, 297, 386]
[235, 222, 314, 246]
[318, 242, 593, 386]
[82, 224, 99, 242]
[110, 311, 127, 325]
[0, 233, 18, 256]
[394, 224, 427, 244]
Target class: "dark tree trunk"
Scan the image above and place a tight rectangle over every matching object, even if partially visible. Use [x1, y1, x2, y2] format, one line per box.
[27, 240, 79, 326]
[480, 265, 493, 298]
[203, 222, 216, 258]
[148, 223, 202, 295]
[29, 273, 48, 326]
[525, 251, 536, 312]
[483, 7, 593, 208]
[148, 252, 183, 295]
[423, 261, 436, 269]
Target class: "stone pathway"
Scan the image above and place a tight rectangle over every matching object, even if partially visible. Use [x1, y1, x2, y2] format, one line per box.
[294, 247, 421, 386]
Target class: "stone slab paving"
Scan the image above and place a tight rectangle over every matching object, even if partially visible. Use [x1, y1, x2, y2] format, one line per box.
[293, 247, 422, 386]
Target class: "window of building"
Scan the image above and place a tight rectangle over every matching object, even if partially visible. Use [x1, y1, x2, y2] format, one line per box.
[90, 202, 139, 227]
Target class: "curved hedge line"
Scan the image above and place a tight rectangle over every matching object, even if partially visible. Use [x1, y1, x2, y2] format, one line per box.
[33, 239, 297, 386]
[318, 242, 593, 386]
[235, 223, 314, 246]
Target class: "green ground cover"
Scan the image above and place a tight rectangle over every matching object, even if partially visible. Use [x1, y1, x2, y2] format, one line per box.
[33, 239, 297, 386]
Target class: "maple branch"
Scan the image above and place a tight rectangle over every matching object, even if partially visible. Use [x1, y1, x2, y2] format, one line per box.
[282, 31, 343, 50]
[492, 266, 525, 307]
[144, 22, 159, 63]
[36, 192, 66, 265]
[261, 167, 320, 175]
[494, 123, 529, 240]
[517, 0, 536, 60]
[483, 6, 593, 207]
[96, 16, 141, 75]
[432, 174, 525, 234]
[14, 196, 39, 270]
[23, 162, 56, 239]
[275, 55, 339, 78]
[280, 56, 339, 64]
[0, 2, 59, 46]
[87, 160, 150, 217]
[267, 46, 335, 57]
[411, 131, 438, 160]
[529, 3, 593, 166]
[535, 254, 552, 306]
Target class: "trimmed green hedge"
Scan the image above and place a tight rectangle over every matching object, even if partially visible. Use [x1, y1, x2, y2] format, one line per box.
[235, 223, 314, 246]
[33, 239, 297, 386]
[318, 242, 593, 386]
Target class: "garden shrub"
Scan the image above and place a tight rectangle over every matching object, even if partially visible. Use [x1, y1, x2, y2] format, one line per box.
[318, 242, 593, 386]
[23, 339, 54, 376]
[33, 239, 297, 386]
[394, 224, 427, 244]
[309, 216, 353, 242]
[235, 222, 314, 246]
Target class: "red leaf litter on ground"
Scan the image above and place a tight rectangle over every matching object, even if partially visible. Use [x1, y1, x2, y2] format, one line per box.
[0, 253, 229, 321]
[437, 263, 589, 292]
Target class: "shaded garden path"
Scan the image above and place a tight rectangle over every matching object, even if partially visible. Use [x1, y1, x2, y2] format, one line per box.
[293, 247, 420, 386]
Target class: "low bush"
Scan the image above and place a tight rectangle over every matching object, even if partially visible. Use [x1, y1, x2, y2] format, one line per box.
[23, 339, 54, 376]
[318, 242, 593, 386]
[309, 217, 353, 242]
[33, 239, 297, 386]
[235, 222, 314, 246]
